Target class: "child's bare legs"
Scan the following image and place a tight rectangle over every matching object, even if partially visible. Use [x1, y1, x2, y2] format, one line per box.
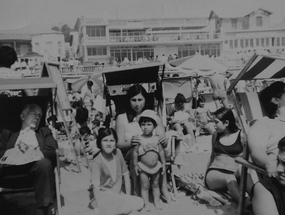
[140, 171, 151, 211]
[152, 171, 162, 210]
[182, 122, 196, 147]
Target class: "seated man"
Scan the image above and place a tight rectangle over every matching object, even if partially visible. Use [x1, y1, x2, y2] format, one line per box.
[0, 104, 57, 215]
[252, 136, 285, 215]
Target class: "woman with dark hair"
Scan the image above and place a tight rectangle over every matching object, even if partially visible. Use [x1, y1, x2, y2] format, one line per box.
[90, 127, 143, 215]
[205, 107, 252, 204]
[248, 81, 285, 178]
[115, 84, 174, 203]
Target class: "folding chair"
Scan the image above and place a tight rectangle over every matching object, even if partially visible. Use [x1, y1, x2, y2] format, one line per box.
[0, 79, 62, 215]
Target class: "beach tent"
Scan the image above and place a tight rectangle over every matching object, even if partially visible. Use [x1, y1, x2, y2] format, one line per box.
[228, 53, 285, 92]
[169, 54, 228, 76]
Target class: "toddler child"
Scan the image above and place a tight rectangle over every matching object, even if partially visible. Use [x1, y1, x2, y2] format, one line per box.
[133, 110, 166, 211]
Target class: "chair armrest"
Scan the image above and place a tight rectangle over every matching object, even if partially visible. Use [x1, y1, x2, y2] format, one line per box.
[235, 157, 267, 175]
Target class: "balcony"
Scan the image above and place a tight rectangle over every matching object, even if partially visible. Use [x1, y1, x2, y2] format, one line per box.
[108, 33, 221, 44]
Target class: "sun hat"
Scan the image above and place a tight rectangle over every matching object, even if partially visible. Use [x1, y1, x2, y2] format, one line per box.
[139, 109, 158, 124]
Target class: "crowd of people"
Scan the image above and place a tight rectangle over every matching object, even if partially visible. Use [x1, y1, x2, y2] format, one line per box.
[1, 44, 285, 215]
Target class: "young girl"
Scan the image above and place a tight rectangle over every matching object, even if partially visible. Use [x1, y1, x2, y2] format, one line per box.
[90, 127, 143, 215]
[133, 110, 166, 211]
[205, 107, 253, 204]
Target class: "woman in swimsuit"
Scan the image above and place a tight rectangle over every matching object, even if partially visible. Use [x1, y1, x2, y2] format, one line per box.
[133, 110, 166, 211]
[205, 107, 253, 204]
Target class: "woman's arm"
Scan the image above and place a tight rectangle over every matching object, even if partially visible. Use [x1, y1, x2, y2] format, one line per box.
[123, 172, 131, 195]
[252, 182, 279, 215]
[115, 114, 130, 150]
[247, 119, 275, 175]
[158, 143, 166, 174]
[133, 145, 139, 176]
[205, 131, 217, 171]
[155, 116, 167, 148]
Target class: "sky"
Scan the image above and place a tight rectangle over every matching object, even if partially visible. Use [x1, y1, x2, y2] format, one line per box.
[1, 0, 285, 33]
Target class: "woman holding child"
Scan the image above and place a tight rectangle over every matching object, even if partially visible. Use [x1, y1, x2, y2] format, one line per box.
[115, 84, 175, 203]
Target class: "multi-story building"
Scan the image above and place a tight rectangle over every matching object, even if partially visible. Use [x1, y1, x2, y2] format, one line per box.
[74, 11, 222, 65]
[31, 31, 65, 63]
[0, 31, 32, 56]
[210, 8, 285, 57]
[75, 8, 285, 67]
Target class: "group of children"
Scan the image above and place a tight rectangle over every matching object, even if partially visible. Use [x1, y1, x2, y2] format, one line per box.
[90, 109, 168, 214]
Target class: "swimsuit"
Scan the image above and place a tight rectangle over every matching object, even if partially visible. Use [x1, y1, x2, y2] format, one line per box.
[138, 136, 162, 175]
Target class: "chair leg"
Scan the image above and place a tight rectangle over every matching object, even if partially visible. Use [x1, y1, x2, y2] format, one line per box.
[237, 165, 248, 215]
[55, 168, 62, 215]
[170, 165, 178, 197]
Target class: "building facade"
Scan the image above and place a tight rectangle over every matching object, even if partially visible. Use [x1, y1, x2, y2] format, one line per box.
[75, 8, 285, 67]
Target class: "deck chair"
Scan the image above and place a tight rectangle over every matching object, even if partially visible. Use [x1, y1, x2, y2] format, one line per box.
[0, 80, 61, 215]
[229, 91, 267, 215]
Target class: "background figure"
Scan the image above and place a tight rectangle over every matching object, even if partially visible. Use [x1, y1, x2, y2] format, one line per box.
[167, 93, 196, 148]
[80, 80, 95, 118]
[208, 72, 229, 109]
[247, 81, 285, 179]
[252, 136, 285, 215]
[194, 95, 216, 136]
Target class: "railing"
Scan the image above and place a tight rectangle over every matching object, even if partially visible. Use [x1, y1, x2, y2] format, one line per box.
[109, 33, 221, 43]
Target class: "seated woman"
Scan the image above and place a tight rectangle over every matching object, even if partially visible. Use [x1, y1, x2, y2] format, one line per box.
[167, 93, 196, 148]
[115, 84, 174, 203]
[90, 127, 144, 215]
[252, 136, 285, 215]
[247, 81, 285, 178]
[205, 107, 253, 205]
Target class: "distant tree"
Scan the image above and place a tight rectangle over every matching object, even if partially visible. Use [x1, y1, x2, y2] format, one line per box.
[51, 24, 73, 42]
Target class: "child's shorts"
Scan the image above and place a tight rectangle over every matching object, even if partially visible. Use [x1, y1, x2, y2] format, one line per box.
[138, 161, 162, 175]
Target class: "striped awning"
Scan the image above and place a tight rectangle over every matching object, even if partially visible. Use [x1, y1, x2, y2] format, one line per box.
[228, 54, 285, 92]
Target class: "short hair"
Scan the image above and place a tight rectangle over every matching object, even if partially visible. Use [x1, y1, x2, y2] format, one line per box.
[139, 116, 157, 127]
[87, 80, 93, 87]
[278, 136, 285, 152]
[96, 127, 118, 150]
[0, 46, 18, 68]
[174, 93, 186, 104]
[75, 107, 88, 124]
[22, 104, 42, 117]
[213, 107, 239, 133]
[79, 126, 91, 136]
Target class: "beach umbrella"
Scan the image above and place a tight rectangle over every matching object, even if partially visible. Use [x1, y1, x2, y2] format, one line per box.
[71, 74, 103, 92]
[169, 54, 228, 76]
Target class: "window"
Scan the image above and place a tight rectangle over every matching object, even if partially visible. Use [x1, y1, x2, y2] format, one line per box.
[272, 38, 275, 47]
[240, 39, 244, 48]
[282, 37, 285, 46]
[250, 39, 254, 47]
[87, 47, 107, 56]
[234, 39, 238, 48]
[231, 19, 237, 29]
[242, 19, 249, 29]
[261, 38, 265, 47]
[277, 37, 280, 46]
[266, 38, 270, 46]
[86, 26, 106, 37]
[20, 44, 29, 56]
[256, 38, 259, 47]
[256, 16, 263, 27]
[229, 40, 233, 49]
[245, 39, 249, 47]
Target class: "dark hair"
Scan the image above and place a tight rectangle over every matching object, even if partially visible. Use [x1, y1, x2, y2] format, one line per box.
[71, 101, 81, 109]
[197, 95, 206, 106]
[0, 46, 17, 68]
[79, 126, 91, 136]
[260, 81, 285, 118]
[75, 107, 89, 125]
[214, 107, 239, 133]
[278, 136, 285, 152]
[139, 116, 157, 127]
[126, 84, 148, 122]
[96, 127, 118, 150]
[174, 93, 186, 104]
[87, 80, 93, 87]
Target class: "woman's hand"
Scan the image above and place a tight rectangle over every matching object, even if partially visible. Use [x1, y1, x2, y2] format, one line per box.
[134, 164, 140, 176]
[158, 135, 167, 148]
[130, 135, 140, 147]
[265, 160, 277, 177]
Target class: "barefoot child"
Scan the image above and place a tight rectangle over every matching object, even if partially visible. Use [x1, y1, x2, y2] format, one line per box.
[90, 127, 143, 215]
[133, 110, 166, 211]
